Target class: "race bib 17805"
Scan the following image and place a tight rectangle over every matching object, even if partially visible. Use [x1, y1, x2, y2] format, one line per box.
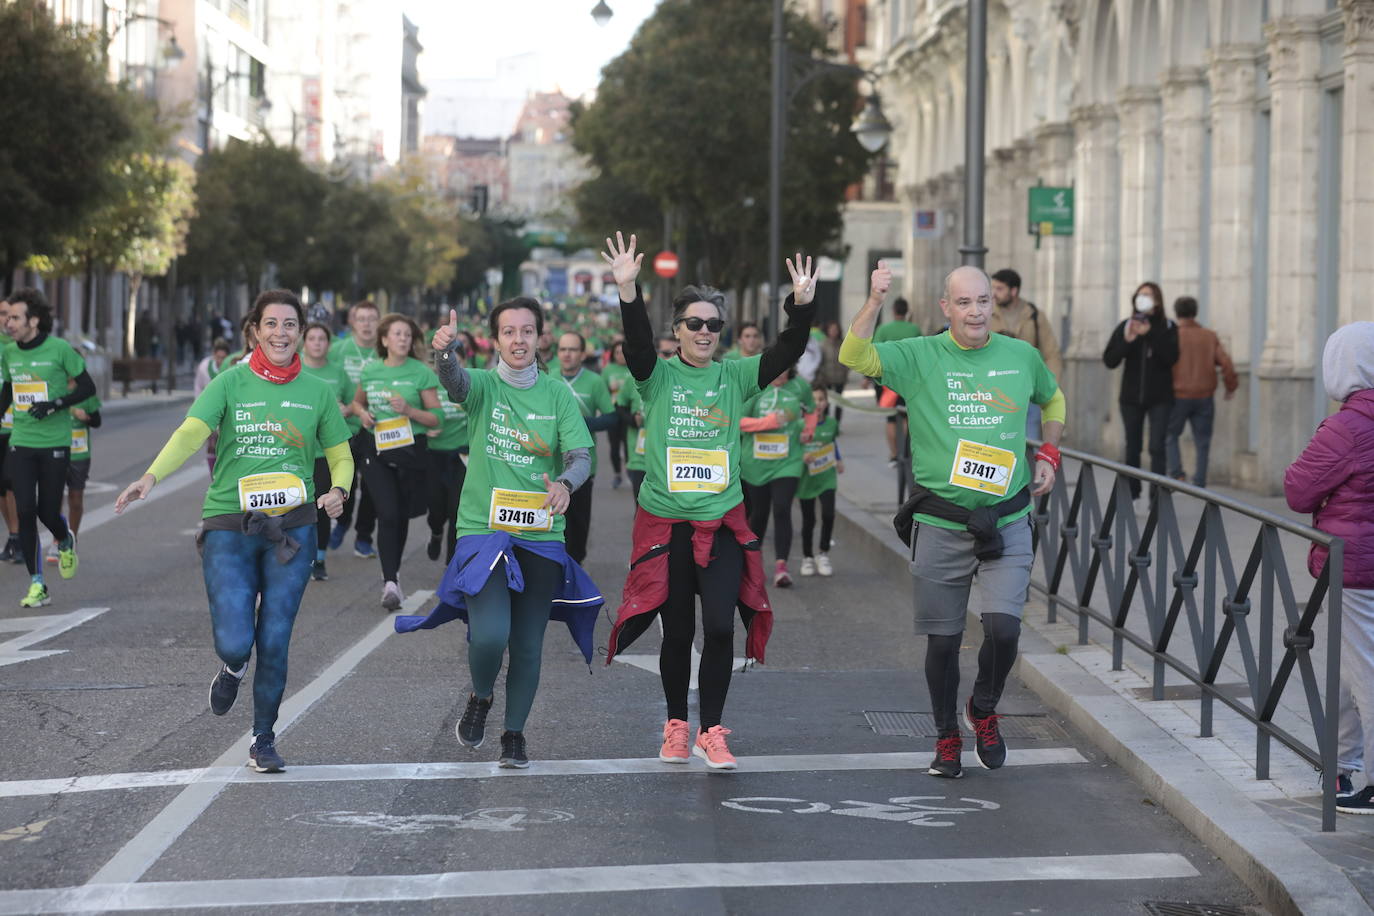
[948, 439, 1016, 497]
[375, 415, 415, 451]
[667, 447, 729, 494]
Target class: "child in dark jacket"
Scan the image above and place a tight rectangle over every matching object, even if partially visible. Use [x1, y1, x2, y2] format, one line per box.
[1284, 321, 1374, 813]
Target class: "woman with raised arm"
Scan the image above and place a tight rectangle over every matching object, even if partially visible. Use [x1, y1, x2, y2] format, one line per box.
[602, 231, 818, 769]
[114, 290, 353, 774]
[394, 299, 601, 770]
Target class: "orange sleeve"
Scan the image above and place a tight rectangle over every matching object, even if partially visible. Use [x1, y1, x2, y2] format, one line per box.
[740, 414, 782, 433]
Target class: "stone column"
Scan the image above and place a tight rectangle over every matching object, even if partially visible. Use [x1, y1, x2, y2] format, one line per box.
[1207, 42, 1262, 486]
[986, 146, 1018, 269]
[1011, 137, 1039, 294]
[1116, 86, 1163, 301]
[1159, 66, 1210, 301]
[1033, 121, 1074, 335]
[1341, 0, 1374, 327]
[1258, 14, 1324, 492]
[1068, 103, 1121, 454]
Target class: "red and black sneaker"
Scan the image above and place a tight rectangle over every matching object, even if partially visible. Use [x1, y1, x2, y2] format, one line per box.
[964, 697, 1007, 769]
[928, 732, 963, 778]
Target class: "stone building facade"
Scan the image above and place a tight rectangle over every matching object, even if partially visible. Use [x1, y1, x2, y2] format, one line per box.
[872, 0, 1374, 492]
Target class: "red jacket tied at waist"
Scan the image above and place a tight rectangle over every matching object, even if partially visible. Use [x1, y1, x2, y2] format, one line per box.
[606, 503, 773, 664]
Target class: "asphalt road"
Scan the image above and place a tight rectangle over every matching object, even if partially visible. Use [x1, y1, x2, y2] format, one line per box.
[0, 400, 1262, 914]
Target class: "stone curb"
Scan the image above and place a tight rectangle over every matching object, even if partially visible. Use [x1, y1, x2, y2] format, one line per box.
[831, 489, 1371, 916]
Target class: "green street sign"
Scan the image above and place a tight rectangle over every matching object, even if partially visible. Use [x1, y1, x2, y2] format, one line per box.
[1028, 186, 1074, 236]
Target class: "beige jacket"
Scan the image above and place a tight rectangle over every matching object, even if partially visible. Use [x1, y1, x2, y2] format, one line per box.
[989, 299, 1063, 378]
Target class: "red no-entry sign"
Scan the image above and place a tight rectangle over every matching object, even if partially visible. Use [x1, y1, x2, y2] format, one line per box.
[653, 251, 679, 278]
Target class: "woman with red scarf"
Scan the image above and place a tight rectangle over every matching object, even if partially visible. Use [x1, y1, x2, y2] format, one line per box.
[115, 290, 354, 774]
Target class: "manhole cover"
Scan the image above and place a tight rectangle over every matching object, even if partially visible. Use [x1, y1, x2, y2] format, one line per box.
[863, 710, 1069, 740]
[1143, 903, 1253, 916]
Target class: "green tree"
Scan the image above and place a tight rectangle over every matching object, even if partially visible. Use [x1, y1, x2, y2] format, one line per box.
[571, 0, 872, 294]
[0, 0, 139, 284]
[181, 140, 327, 292]
[376, 165, 466, 296]
[450, 216, 525, 304]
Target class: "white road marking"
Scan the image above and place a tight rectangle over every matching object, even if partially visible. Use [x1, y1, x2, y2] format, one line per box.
[0, 608, 109, 668]
[721, 795, 1000, 827]
[80, 481, 117, 495]
[0, 747, 1088, 800]
[0, 854, 1200, 913]
[0, 818, 53, 843]
[76, 463, 210, 537]
[82, 589, 433, 888]
[288, 808, 576, 834]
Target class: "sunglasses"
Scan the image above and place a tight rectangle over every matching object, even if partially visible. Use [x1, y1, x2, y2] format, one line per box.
[674, 317, 725, 333]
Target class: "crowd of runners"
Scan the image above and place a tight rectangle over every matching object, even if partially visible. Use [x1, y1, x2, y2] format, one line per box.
[0, 229, 1066, 785]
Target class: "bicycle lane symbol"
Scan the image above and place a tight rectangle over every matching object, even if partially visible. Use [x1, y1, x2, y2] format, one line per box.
[289, 808, 575, 835]
[720, 796, 999, 827]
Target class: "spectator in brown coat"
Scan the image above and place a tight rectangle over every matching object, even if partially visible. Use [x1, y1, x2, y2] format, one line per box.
[990, 268, 1063, 440]
[1166, 296, 1238, 487]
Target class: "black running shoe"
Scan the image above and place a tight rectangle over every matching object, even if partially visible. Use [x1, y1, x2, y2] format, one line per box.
[208, 665, 243, 716]
[427, 533, 441, 561]
[499, 730, 529, 769]
[1338, 786, 1374, 815]
[0, 539, 14, 563]
[456, 693, 493, 747]
[311, 560, 328, 581]
[928, 732, 963, 778]
[1337, 772, 1356, 800]
[247, 733, 285, 773]
[964, 697, 1007, 769]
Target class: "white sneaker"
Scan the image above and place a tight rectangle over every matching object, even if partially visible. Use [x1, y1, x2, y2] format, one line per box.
[382, 580, 403, 610]
[800, 556, 817, 576]
[816, 553, 833, 576]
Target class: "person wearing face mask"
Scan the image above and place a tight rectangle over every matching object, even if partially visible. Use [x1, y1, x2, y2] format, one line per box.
[602, 231, 818, 770]
[556, 331, 618, 564]
[397, 300, 599, 770]
[1103, 282, 1180, 499]
[352, 314, 442, 609]
[115, 290, 353, 773]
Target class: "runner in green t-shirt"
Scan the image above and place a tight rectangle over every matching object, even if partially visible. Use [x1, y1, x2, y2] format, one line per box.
[873, 296, 921, 467]
[722, 321, 763, 361]
[797, 383, 843, 578]
[602, 231, 818, 770]
[602, 341, 634, 489]
[0, 295, 19, 564]
[556, 331, 618, 564]
[351, 314, 441, 609]
[424, 379, 469, 566]
[326, 300, 381, 556]
[301, 322, 356, 581]
[115, 290, 354, 774]
[740, 371, 807, 587]
[840, 262, 1066, 779]
[430, 301, 595, 769]
[64, 390, 101, 542]
[615, 359, 653, 498]
[0, 288, 97, 606]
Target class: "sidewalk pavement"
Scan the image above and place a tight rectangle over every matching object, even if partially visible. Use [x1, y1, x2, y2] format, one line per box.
[829, 389, 1373, 916]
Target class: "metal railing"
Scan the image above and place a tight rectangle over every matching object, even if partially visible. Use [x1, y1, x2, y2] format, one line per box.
[1023, 445, 1344, 831]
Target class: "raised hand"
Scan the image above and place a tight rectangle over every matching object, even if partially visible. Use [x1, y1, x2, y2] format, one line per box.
[601, 231, 644, 295]
[786, 253, 819, 306]
[869, 259, 892, 302]
[433, 308, 459, 351]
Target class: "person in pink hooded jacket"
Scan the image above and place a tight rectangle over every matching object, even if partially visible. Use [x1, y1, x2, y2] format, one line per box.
[1284, 321, 1374, 814]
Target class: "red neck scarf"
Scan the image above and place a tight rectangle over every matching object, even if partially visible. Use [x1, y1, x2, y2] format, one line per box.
[248, 346, 302, 384]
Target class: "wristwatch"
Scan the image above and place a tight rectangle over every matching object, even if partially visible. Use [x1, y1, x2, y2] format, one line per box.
[557, 479, 573, 493]
[332, 486, 349, 502]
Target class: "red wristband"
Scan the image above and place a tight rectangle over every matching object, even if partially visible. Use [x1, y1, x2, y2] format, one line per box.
[1034, 442, 1061, 471]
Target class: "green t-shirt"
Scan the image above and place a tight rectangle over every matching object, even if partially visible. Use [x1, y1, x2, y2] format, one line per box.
[457, 369, 593, 542]
[741, 381, 806, 485]
[0, 334, 12, 437]
[784, 375, 815, 412]
[634, 354, 763, 520]
[301, 361, 352, 457]
[430, 396, 470, 452]
[187, 367, 351, 519]
[328, 336, 380, 435]
[875, 331, 1057, 530]
[603, 362, 633, 402]
[873, 319, 922, 343]
[359, 358, 441, 444]
[797, 413, 840, 500]
[559, 368, 613, 472]
[616, 382, 648, 473]
[69, 394, 102, 463]
[3, 336, 88, 449]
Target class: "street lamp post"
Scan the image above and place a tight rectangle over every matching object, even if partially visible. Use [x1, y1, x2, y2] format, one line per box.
[960, 0, 988, 268]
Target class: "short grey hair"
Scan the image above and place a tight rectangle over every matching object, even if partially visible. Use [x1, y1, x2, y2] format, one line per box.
[942, 266, 992, 302]
[671, 285, 727, 324]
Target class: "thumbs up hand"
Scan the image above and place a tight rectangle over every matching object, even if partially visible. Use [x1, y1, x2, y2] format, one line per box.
[869, 260, 892, 301]
[433, 308, 460, 352]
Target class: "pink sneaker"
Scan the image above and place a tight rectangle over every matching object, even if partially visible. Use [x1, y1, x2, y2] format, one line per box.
[693, 725, 737, 769]
[659, 718, 690, 763]
[773, 559, 792, 588]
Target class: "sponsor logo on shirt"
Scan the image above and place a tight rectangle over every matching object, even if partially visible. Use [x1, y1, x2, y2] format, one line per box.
[525, 414, 555, 421]
[987, 369, 1020, 377]
[280, 400, 315, 411]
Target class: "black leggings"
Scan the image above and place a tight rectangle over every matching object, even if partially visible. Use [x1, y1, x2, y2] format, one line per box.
[334, 431, 377, 541]
[607, 423, 628, 475]
[799, 489, 835, 557]
[661, 523, 743, 729]
[361, 446, 425, 583]
[744, 477, 799, 562]
[8, 445, 71, 575]
[313, 458, 331, 552]
[925, 612, 1021, 734]
[426, 448, 466, 565]
[563, 476, 594, 564]
[629, 470, 645, 500]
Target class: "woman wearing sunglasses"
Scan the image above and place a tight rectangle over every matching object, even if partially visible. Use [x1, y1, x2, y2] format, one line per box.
[601, 231, 818, 769]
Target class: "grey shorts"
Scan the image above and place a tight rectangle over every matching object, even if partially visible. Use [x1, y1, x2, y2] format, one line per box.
[908, 514, 1034, 636]
[66, 459, 90, 491]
